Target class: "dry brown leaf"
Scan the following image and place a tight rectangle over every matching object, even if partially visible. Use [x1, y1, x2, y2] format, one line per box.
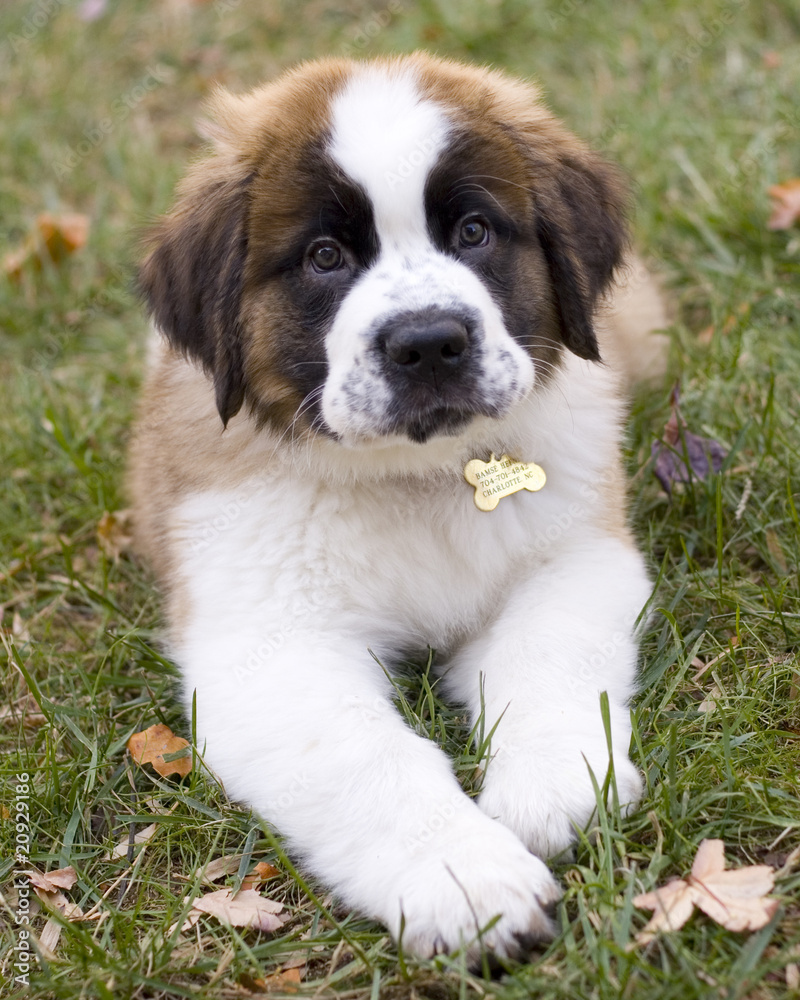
[28, 867, 78, 892]
[97, 509, 134, 561]
[767, 179, 800, 230]
[197, 853, 245, 883]
[693, 638, 739, 680]
[240, 967, 302, 994]
[128, 723, 192, 778]
[26, 868, 85, 922]
[108, 821, 159, 860]
[182, 888, 286, 933]
[633, 839, 778, 944]
[263, 967, 302, 992]
[697, 682, 723, 714]
[38, 917, 63, 959]
[241, 861, 281, 890]
[3, 212, 90, 279]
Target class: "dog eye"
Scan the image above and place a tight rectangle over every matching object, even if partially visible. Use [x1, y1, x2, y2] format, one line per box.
[458, 217, 489, 248]
[309, 242, 344, 272]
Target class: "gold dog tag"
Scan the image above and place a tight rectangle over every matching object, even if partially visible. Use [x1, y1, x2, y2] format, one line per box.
[464, 453, 546, 511]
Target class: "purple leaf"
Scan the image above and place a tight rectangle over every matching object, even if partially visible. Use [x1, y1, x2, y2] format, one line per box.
[651, 399, 727, 494]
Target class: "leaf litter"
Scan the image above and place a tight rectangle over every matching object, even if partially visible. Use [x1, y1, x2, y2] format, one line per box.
[633, 839, 779, 945]
[651, 387, 727, 494]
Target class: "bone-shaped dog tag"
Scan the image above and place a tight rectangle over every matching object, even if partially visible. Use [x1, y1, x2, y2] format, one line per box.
[464, 453, 546, 511]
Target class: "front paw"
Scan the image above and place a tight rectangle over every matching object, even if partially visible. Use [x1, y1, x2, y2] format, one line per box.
[477, 741, 643, 860]
[386, 811, 561, 963]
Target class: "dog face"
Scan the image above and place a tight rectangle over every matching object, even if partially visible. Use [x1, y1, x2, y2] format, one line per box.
[139, 54, 627, 446]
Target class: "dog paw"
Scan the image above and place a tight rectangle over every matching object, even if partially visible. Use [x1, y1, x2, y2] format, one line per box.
[389, 813, 562, 962]
[477, 744, 643, 860]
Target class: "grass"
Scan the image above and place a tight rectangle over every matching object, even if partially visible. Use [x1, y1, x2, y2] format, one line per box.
[1, 0, 799, 996]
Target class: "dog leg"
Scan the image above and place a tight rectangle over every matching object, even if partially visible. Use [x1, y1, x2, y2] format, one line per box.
[444, 534, 650, 860]
[176, 632, 561, 961]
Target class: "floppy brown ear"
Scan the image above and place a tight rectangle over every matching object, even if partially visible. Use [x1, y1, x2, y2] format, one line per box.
[533, 152, 628, 361]
[138, 170, 253, 426]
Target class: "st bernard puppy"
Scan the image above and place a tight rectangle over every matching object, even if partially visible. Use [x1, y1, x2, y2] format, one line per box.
[130, 53, 667, 961]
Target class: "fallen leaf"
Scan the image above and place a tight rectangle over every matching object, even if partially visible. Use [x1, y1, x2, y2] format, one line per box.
[182, 888, 286, 933]
[107, 821, 159, 860]
[651, 388, 727, 494]
[239, 966, 303, 994]
[693, 638, 739, 680]
[767, 179, 800, 230]
[97, 509, 134, 561]
[241, 861, 281, 890]
[633, 839, 779, 944]
[26, 868, 85, 922]
[38, 917, 62, 959]
[697, 682, 722, 714]
[263, 967, 302, 992]
[128, 723, 192, 778]
[28, 867, 78, 892]
[3, 212, 90, 279]
[196, 853, 245, 884]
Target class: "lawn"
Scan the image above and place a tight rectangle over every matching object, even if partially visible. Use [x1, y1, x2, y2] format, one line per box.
[1, 1, 799, 997]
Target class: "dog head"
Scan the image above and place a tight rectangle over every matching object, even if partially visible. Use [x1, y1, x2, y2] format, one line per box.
[139, 54, 627, 446]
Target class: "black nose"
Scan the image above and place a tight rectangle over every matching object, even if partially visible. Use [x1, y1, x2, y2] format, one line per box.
[383, 314, 470, 387]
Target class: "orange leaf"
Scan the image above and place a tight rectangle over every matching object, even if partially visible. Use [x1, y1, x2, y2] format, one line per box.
[263, 967, 302, 992]
[36, 212, 90, 257]
[128, 723, 192, 778]
[767, 179, 800, 230]
[241, 861, 281, 890]
[2, 212, 90, 279]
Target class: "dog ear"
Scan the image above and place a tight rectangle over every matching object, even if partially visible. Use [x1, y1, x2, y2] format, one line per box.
[138, 171, 253, 426]
[534, 153, 628, 362]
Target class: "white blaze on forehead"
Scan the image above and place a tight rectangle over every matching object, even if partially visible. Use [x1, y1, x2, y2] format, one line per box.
[328, 66, 450, 249]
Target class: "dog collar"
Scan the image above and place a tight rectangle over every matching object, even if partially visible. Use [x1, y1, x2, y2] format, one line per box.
[464, 453, 546, 511]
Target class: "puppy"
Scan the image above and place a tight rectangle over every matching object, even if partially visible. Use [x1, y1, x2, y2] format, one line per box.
[129, 52, 666, 961]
